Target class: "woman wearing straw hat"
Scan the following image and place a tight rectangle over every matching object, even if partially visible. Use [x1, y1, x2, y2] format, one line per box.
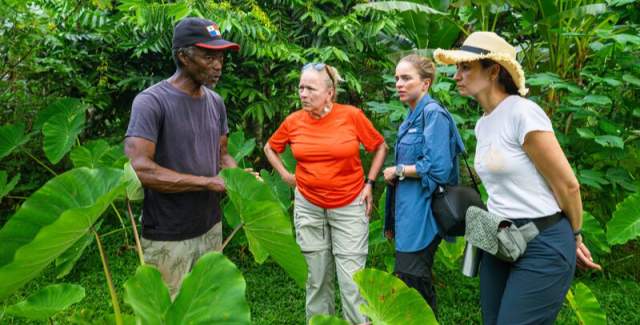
[265, 62, 387, 324]
[382, 54, 465, 315]
[434, 32, 601, 324]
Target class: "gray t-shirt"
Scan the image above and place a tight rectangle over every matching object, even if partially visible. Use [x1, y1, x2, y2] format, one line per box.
[126, 80, 229, 241]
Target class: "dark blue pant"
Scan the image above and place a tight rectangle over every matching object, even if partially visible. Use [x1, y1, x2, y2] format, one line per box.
[480, 218, 576, 325]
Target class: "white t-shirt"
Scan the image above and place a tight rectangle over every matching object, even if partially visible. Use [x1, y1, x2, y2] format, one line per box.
[474, 95, 561, 219]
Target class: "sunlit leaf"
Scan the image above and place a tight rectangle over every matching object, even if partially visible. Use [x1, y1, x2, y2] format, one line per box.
[606, 192, 640, 245]
[123, 162, 143, 201]
[6, 284, 85, 320]
[354, 268, 438, 324]
[167, 252, 251, 324]
[566, 282, 607, 325]
[622, 74, 640, 87]
[310, 314, 350, 325]
[221, 168, 307, 287]
[594, 135, 624, 149]
[0, 168, 125, 298]
[54, 221, 102, 279]
[228, 130, 256, 164]
[435, 237, 465, 270]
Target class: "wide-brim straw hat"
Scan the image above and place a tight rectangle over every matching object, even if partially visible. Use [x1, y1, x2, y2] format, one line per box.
[434, 32, 528, 96]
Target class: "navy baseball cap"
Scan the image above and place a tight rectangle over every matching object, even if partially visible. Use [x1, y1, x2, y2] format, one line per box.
[172, 17, 240, 51]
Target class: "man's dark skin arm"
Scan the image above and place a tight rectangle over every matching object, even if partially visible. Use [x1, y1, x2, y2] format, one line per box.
[125, 136, 225, 193]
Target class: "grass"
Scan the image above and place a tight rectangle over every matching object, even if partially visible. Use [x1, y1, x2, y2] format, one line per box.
[1, 221, 639, 324]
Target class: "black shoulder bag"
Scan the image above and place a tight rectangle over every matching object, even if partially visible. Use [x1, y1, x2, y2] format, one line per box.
[432, 154, 486, 237]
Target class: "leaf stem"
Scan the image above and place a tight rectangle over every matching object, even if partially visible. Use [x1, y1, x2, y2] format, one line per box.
[220, 222, 245, 252]
[93, 229, 123, 325]
[24, 151, 56, 176]
[110, 203, 130, 247]
[126, 199, 145, 265]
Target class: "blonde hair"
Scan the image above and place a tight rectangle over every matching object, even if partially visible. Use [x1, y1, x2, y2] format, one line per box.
[399, 54, 436, 84]
[302, 63, 344, 101]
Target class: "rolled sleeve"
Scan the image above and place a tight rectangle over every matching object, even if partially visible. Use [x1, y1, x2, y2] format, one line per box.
[416, 110, 454, 193]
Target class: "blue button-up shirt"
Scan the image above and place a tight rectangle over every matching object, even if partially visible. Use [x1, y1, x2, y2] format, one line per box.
[391, 95, 465, 252]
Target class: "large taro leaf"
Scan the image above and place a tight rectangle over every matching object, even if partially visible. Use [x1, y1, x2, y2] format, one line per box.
[260, 169, 292, 212]
[221, 168, 307, 287]
[566, 282, 607, 325]
[309, 314, 350, 325]
[354, 268, 438, 325]
[6, 284, 85, 320]
[167, 252, 251, 324]
[55, 221, 102, 279]
[0, 170, 20, 201]
[582, 212, 610, 255]
[0, 167, 125, 298]
[123, 263, 172, 324]
[42, 106, 86, 164]
[0, 122, 31, 159]
[71, 140, 126, 169]
[227, 130, 256, 164]
[124, 252, 250, 324]
[606, 192, 640, 245]
[123, 161, 144, 201]
[34, 98, 87, 131]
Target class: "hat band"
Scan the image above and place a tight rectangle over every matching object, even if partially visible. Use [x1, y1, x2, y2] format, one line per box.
[460, 45, 490, 55]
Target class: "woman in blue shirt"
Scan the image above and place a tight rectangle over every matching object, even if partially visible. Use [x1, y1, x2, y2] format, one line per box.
[383, 54, 464, 314]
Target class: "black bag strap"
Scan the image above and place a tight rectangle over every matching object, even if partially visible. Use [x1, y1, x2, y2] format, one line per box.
[421, 98, 481, 195]
[460, 152, 481, 194]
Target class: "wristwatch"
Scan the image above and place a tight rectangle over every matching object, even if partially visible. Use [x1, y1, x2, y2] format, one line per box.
[395, 164, 406, 181]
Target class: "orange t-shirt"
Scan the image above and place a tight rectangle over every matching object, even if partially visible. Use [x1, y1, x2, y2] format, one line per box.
[268, 103, 384, 208]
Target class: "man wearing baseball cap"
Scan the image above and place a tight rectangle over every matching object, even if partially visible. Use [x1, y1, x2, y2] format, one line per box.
[124, 17, 240, 297]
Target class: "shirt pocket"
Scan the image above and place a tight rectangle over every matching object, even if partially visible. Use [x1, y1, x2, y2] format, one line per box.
[397, 133, 424, 164]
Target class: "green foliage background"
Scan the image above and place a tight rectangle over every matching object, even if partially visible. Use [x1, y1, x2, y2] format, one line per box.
[1, 0, 639, 324]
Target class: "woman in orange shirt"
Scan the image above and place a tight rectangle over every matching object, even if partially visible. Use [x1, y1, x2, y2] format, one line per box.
[264, 63, 387, 324]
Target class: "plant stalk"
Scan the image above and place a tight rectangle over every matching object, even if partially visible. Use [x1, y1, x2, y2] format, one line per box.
[24, 151, 56, 176]
[110, 203, 130, 247]
[220, 222, 244, 252]
[94, 229, 123, 325]
[126, 199, 145, 265]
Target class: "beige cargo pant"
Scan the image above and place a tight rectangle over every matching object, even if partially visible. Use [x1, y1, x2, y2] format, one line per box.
[141, 222, 222, 298]
[294, 188, 369, 324]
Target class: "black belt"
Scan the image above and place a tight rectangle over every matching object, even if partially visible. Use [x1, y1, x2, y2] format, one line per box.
[531, 212, 565, 232]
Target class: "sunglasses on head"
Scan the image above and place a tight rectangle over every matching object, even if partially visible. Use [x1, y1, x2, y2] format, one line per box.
[302, 62, 335, 87]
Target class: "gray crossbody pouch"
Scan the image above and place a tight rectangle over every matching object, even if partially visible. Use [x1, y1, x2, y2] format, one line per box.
[465, 206, 539, 262]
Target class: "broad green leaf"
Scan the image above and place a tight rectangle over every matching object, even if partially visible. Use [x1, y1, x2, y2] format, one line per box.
[42, 108, 86, 164]
[582, 212, 610, 255]
[578, 169, 609, 190]
[55, 221, 102, 279]
[123, 161, 143, 201]
[583, 95, 611, 106]
[576, 128, 596, 139]
[228, 130, 256, 164]
[221, 168, 307, 287]
[594, 135, 624, 149]
[606, 192, 640, 245]
[260, 169, 292, 212]
[369, 219, 387, 247]
[69, 312, 136, 325]
[6, 284, 85, 320]
[0, 123, 31, 159]
[281, 145, 297, 173]
[310, 314, 350, 325]
[606, 168, 638, 192]
[123, 264, 171, 324]
[71, 140, 124, 168]
[166, 252, 251, 324]
[0, 171, 20, 200]
[0, 167, 125, 298]
[622, 74, 640, 87]
[34, 98, 86, 131]
[566, 282, 607, 325]
[435, 237, 465, 270]
[527, 72, 563, 86]
[354, 268, 438, 325]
